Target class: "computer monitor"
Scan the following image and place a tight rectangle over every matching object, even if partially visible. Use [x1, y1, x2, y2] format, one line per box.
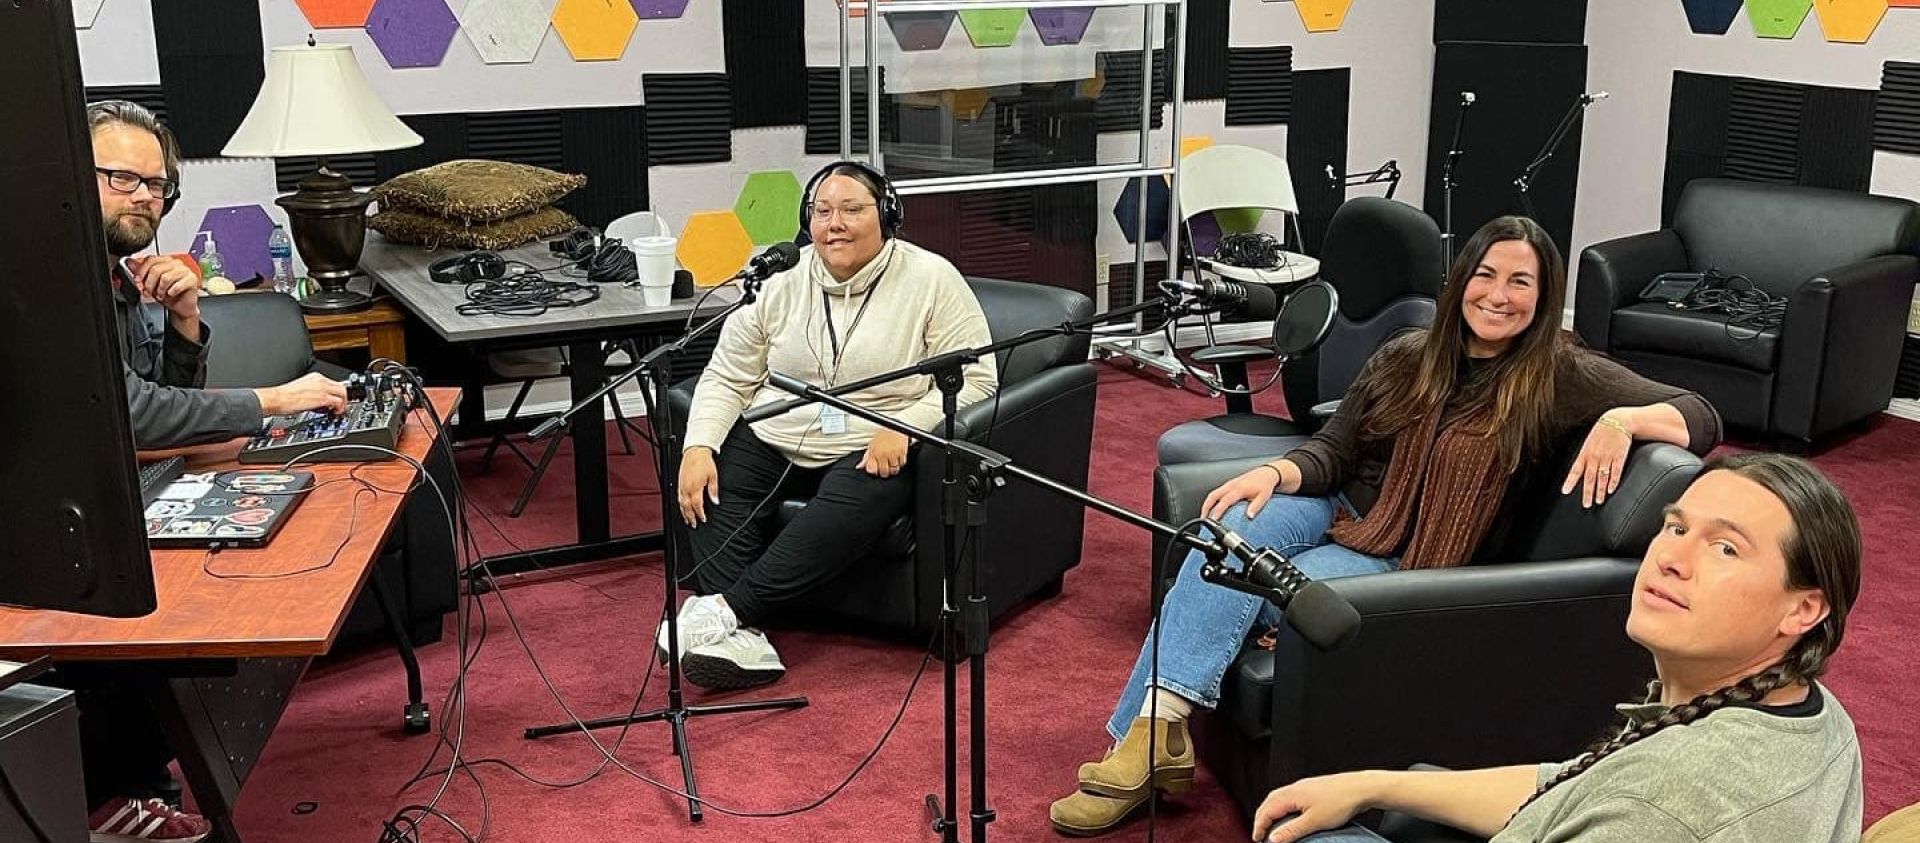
[0, 0, 157, 617]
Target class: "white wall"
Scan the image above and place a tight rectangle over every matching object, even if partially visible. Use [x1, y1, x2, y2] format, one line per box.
[1574, 4, 1920, 263]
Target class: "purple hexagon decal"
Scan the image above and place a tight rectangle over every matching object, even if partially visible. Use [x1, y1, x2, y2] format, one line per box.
[1029, 9, 1094, 45]
[887, 11, 954, 51]
[366, 0, 461, 68]
[192, 206, 277, 284]
[630, 0, 691, 18]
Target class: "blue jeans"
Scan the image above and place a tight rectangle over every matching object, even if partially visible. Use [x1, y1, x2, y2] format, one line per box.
[1295, 828, 1390, 842]
[1106, 494, 1397, 740]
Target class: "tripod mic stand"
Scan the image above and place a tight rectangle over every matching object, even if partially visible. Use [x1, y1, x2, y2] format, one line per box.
[1442, 91, 1475, 269]
[1513, 92, 1600, 221]
[519, 276, 808, 823]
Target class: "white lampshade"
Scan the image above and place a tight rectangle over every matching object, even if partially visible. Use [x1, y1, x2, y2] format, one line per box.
[222, 43, 422, 158]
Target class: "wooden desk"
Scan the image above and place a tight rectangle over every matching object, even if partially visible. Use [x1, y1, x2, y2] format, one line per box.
[302, 297, 408, 365]
[0, 388, 457, 843]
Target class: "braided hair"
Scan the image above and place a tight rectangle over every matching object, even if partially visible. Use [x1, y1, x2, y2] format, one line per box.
[1510, 452, 1861, 824]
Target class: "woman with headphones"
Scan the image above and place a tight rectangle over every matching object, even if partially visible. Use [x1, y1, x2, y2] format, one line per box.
[668, 161, 999, 690]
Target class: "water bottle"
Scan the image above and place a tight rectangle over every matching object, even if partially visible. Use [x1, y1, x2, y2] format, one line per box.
[196, 231, 224, 282]
[267, 225, 295, 295]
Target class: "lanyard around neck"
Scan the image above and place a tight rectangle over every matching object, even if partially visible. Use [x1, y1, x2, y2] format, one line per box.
[822, 278, 881, 368]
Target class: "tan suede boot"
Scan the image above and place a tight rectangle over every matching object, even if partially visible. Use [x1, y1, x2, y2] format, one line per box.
[1049, 789, 1148, 837]
[1075, 716, 1196, 798]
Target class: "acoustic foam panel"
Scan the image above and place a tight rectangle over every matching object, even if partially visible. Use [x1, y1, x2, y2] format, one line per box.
[1225, 46, 1292, 126]
[1433, 0, 1588, 44]
[151, 0, 264, 160]
[1425, 42, 1588, 263]
[1663, 71, 1877, 224]
[561, 107, 649, 229]
[1682, 0, 1746, 34]
[1875, 61, 1920, 154]
[1289, 67, 1352, 256]
[734, 170, 803, 245]
[1172, 0, 1229, 101]
[1095, 51, 1169, 132]
[905, 185, 1097, 295]
[723, 0, 805, 128]
[644, 73, 733, 165]
[805, 66, 884, 155]
[84, 85, 169, 124]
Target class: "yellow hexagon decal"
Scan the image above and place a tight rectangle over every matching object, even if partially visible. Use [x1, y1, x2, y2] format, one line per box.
[679, 211, 755, 287]
[1813, 0, 1888, 42]
[553, 0, 638, 61]
[1294, 0, 1353, 32]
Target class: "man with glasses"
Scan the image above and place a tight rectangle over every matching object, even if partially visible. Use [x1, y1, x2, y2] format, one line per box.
[89, 99, 346, 452]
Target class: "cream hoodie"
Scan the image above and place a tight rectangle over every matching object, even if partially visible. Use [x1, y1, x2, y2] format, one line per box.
[683, 239, 999, 468]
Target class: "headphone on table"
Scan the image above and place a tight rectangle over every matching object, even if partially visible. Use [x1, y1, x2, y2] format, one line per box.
[798, 160, 904, 243]
[549, 226, 639, 284]
[428, 251, 509, 285]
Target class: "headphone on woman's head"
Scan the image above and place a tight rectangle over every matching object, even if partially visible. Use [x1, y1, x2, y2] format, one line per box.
[429, 251, 508, 285]
[799, 161, 903, 241]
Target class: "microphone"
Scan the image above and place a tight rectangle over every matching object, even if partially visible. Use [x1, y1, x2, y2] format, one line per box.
[1159, 277, 1279, 321]
[735, 241, 801, 286]
[1460, 90, 1476, 106]
[1581, 91, 1610, 104]
[1202, 529, 1362, 651]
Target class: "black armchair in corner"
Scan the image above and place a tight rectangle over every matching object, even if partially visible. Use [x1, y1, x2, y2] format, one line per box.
[1575, 178, 1920, 444]
[1148, 441, 1702, 821]
[196, 291, 458, 648]
[665, 276, 1099, 639]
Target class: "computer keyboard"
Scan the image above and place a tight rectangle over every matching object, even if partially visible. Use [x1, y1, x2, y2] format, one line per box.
[136, 455, 188, 505]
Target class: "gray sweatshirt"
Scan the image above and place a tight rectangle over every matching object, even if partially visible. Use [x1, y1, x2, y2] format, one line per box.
[684, 239, 998, 468]
[1495, 682, 1862, 843]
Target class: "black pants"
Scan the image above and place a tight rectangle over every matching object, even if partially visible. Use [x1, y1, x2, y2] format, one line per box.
[685, 422, 915, 626]
[42, 666, 176, 812]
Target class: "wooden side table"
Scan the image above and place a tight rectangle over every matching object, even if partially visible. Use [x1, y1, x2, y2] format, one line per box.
[303, 298, 409, 364]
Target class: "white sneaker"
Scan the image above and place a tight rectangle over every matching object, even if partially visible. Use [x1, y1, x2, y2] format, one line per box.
[682, 628, 786, 690]
[655, 595, 737, 665]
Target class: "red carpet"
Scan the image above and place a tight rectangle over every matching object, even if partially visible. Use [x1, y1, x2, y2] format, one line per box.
[234, 365, 1920, 841]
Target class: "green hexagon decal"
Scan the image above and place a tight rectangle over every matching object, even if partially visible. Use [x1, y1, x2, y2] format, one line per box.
[734, 170, 804, 245]
[1746, 0, 1813, 37]
[958, 9, 1026, 47]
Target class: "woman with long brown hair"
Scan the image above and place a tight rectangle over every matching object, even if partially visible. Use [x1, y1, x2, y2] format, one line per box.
[1252, 452, 1864, 843]
[1051, 216, 1724, 836]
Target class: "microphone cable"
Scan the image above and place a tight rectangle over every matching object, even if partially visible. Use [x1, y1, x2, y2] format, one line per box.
[456, 272, 601, 318]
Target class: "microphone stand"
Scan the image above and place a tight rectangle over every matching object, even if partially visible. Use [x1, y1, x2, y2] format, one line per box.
[1512, 93, 1594, 221]
[1326, 159, 1402, 199]
[1441, 95, 1474, 269]
[518, 272, 809, 825]
[751, 292, 1352, 843]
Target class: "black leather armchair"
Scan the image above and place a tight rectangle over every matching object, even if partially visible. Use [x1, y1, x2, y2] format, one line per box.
[1148, 441, 1702, 820]
[1576, 178, 1920, 444]
[197, 292, 457, 647]
[666, 277, 1099, 638]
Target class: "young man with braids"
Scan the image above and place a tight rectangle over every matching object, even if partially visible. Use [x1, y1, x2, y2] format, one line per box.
[1251, 452, 1864, 843]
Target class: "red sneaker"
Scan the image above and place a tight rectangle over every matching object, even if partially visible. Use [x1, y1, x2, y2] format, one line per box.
[87, 797, 211, 843]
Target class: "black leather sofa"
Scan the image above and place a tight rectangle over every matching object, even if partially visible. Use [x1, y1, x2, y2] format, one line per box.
[1149, 441, 1703, 820]
[1575, 178, 1920, 444]
[666, 276, 1099, 638]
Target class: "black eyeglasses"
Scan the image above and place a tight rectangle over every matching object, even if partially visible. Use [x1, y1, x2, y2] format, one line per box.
[95, 167, 179, 200]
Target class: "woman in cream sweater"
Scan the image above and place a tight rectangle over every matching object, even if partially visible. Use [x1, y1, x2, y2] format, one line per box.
[668, 162, 997, 690]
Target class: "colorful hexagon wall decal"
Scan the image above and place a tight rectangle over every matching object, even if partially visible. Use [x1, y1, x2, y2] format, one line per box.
[72, 0, 108, 29]
[297, 0, 378, 28]
[888, 11, 954, 51]
[1180, 136, 1215, 160]
[460, 0, 549, 64]
[679, 211, 755, 286]
[950, 88, 992, 122]
[1813, 0, 1888, 41]
[1680, 0, 1745, 34]
[366, 0, 461, 69]
[1029, 8, 1094, 45]
[554, 0, 639, 61]
[734, 171, 804, 245]
[1294, 0, 1353, 32]
[631, 0, 691, 18]
[958, 9, 1026, 47]
[193, 206, 276, 285]
[1746, 0, 1813, 36]
[1113, 177, 1170, 245]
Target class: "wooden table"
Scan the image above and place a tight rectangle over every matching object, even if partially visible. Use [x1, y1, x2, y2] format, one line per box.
[0, 388, 458, 843]
[303, 297, 409, 365]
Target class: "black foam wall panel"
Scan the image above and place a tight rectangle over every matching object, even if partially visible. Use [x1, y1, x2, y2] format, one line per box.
[723, 0, 805, 128]
[644, 73, 732, 165]
[1425, 43, 1588, 261]
[1874, 61, 1920, 155]
[1289, 68, 1351, 256]
[1095, 51, 1169, 132]
[805, 67, 885, 155]
[1170, 0, 1229, 101]
[84, 85, 170, 124]
[1433, 0, 1588, 45]
[150, 0, 263, 159]
[1225, 46, 1292, 126]
[562, 107, 650, 227]
[1662, 71, 1876, 224]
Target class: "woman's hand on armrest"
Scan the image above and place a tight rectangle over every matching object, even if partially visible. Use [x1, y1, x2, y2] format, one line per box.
[1562, 403, 1691, 509]
[1254, 765, 1538, 843]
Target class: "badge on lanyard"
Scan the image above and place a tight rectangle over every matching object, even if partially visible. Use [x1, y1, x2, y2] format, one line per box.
[819, 405, 848, 435]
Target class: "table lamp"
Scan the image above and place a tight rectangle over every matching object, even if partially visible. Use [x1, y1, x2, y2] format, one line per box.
[223, 40, 422, 314]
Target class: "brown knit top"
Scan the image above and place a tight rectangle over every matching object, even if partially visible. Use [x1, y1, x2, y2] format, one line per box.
[1285, 332, 1722, 569]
